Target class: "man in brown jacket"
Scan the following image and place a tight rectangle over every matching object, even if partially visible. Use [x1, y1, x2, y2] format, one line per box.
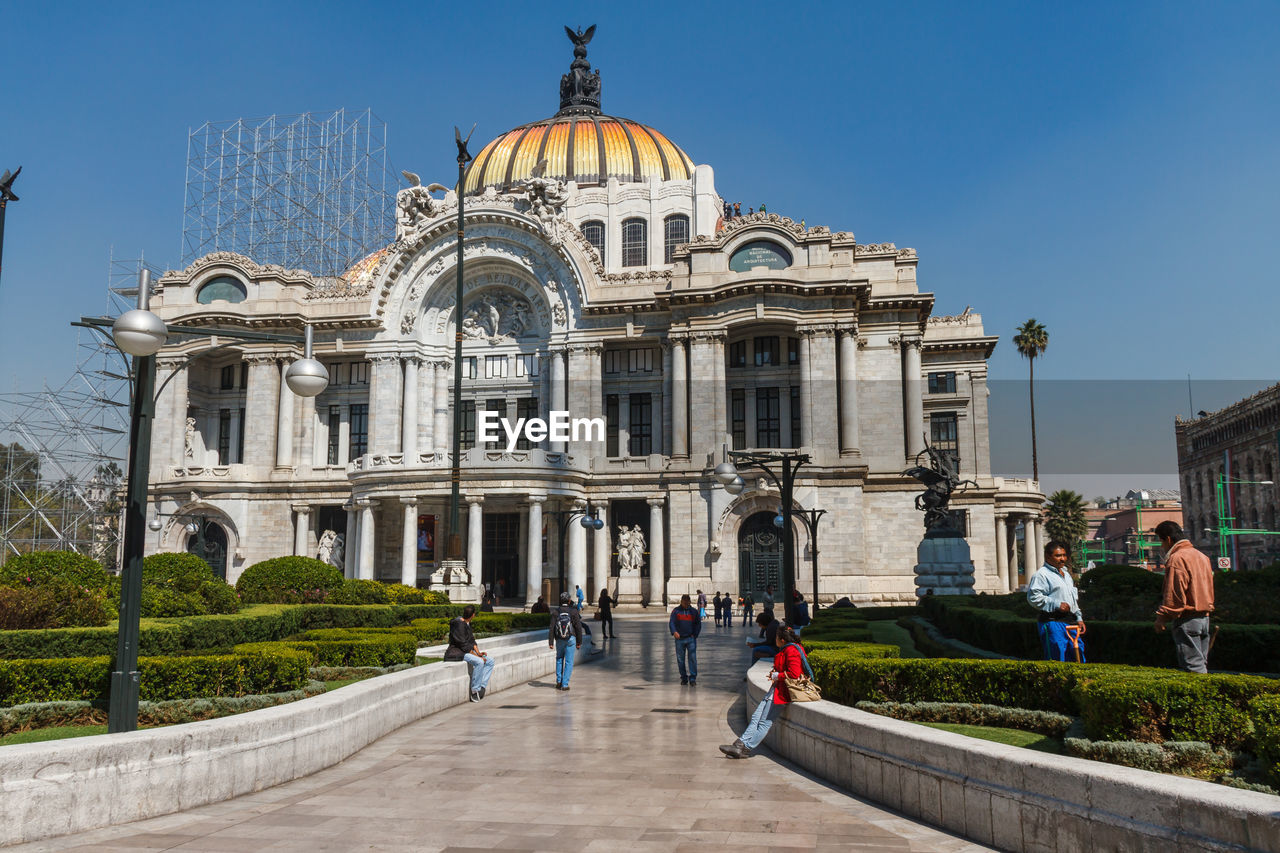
[1153, 521, 1215, 673]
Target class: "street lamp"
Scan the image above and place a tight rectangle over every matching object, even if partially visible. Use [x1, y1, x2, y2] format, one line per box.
[0, 166, 20, 288]
[793, 507, 827, 611]
[1212, 476, 1277, 570]
[712, 449, 811, 626]
[447, 125, 476, 562]
[547, 504, 603, 599]
[82, 269, 328, 734]
[148, 512, 221, 576]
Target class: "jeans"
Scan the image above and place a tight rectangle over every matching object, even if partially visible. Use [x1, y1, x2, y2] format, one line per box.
[1172, 615, 1210, 673]
[1038, 621, 1086, 662]
[740, 690, 784, 749]
[751, 643, 780, 662]
[555, 636, 577, 686]
[600, 613, 614, 637]
[675, 636, 698, 680]
[742, 608, 753, 626]
[463, 652, 494, 693]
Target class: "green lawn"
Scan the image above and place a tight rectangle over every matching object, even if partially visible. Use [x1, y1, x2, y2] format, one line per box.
[918, 721, 1063, 754]
[1, 724, 109, 746]
[867, 620, 924, 658]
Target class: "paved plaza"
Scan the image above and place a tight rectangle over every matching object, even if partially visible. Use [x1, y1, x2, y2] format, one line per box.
[11, 615, 990, 852]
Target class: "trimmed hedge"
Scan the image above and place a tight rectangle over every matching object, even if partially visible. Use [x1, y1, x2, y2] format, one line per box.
[235, 557, 345, 604]
[0, 603, 476, 660]
[327, 578, 390, 605]
[141, 552, 240, 617]
[855, 700, 1073, 737]
[1249, 694, 1280, 787]
[237, 634, 417, 668]
[0, 551, 113, 590]
[0, 648, 310, 705]
[0, 584, 113, 630]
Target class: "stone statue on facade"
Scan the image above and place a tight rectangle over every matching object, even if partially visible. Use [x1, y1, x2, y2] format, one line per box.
[317, 529, 337, 564]
[184, 417, 197, 461]
[514, 159, 570, 245]
[903, 444, 978, 533]
[329, 533, 345, 569]
[616, 524, 646, 575]
[396, 171, 449, 239]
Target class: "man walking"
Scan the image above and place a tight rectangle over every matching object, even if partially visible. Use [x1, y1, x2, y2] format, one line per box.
[741, 592, 755, 626]
[670, 593, 702, 685]
[575, 584, 585, 611]
[444, 605, 495, 702]
[549, 591, 584, 690]
[697, 589, 708, 622]
[1154, 521, 1215, 673]
[1026, 540, 1086, 662]
[761, 584, 775, 615]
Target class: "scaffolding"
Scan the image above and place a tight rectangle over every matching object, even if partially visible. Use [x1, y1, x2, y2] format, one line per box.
[0, 254, 159, 568]
[181, 109, 395, 277]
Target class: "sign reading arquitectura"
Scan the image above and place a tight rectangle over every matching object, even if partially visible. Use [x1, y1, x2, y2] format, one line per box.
[140, 24, 1044, 607]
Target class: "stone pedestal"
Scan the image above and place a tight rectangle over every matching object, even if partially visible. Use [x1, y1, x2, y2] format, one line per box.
[615, 572, 642, 605]
[913, 531, 976, 597]
[433, 558, 481, 604]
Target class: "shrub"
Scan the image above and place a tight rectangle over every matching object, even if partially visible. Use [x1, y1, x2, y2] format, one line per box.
[139, 586, 207, 618]
[0, 583, 113, 630]
[855, 701, 1074, 737]
[199, 580, 241, 614]
[1063, 736, 1235, 777]
[0, 551, 113, 590]
[237, 633, 417, 668]
[141, 552, 240, 616]
[327, 578, 390, 605]
[420, 589, 450, 605]
[235, 557, 344, 604]
[0, 700, 106, 735]
[383, 584, 425, 605]
[1248, 694, 1280, 787]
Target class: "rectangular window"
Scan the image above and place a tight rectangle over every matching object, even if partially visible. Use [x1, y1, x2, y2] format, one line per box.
[515, 354, 540, 377]
[628, 348, 654, 373]
[485, 355, 508, 379]
[787, 337, 799, 365]
[928, 372, 957, 394]
[459, 400, 476, 449]
[349, 361, 369, 385]
[239, 363, 248, 389]
[930, 411, 959, 468]
[604, 350, 623, 375]
[217, 409, 231, 465]
[606, 394, 619, 457]
[235, 407, 245, 463]
[327, 362, 342, 386]
[731, 389, 746, 449]
[348, 404, 368, 460]
[220, 365, 235, 390]
[790, 386, 801, 448]
[756, 387, 780, 447]
[728, 341, 747, 369]
[327, 405, 341, 465]
[484, 398, 507, 446]
[462, 357, 477, 380]
[628, 393, 652, 456]
[516, 397, 539, 449]
[753, 336, 780, 367]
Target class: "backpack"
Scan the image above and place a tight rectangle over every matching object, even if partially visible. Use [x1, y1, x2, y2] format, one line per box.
[555, 609, 573, 640]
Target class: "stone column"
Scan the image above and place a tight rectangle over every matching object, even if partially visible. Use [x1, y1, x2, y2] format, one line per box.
[550, 348, 567, 452]
[358, 500, 375, 581]
[1022, 516, 1038, 586]
[838, 328, 860, 454]
[712, 333, 727, 444]
[670, 336, 688, 458]
[275, 360, 295, 469]
[419, 360, 435, 452]
[797, 332, 812, 448]
[526, 496, 544, 605]
[401, 357, 419, 463]
[588, 345, 604, 457]
[298, 392, 316, 469]
[995, 514, 1009, 591]
[244, 356, 280, 470]
[568, 500, 588, 599]
[970, 368, 992, 478]
[432, 360, 450, 455]
[292, 504, 311, 556]
[591, 500, 610, 598]
[400, 497, 418, 587]
[369, 355, 402, 456]
[648, 497, 665, 607]
[152, 358, 185, 475]
[466, 496, 484, 582]
[343, 504, 358, 579]
[517, 506, 529, 597]
[902, 337, 925, 460]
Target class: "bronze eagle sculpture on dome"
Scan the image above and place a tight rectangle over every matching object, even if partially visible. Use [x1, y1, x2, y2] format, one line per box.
[565, 25, 595, 49]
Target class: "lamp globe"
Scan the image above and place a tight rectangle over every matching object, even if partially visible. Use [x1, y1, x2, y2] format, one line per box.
[285, 357, 330, 397]
[112, 309, 168, 357]
[713, 461, 739, 485]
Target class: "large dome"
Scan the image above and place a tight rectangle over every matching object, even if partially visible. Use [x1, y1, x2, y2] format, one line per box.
[464, 115, 694, 194]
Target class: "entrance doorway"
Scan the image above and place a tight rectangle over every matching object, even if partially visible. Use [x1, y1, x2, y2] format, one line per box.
[186, 520, 228, 580]
[738, 512, 784, 600]
[482, 512, 519, 599]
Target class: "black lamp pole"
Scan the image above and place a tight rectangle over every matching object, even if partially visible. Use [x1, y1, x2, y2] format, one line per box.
[795, 507, 827, 611]
[548, 505, 600, 597]
[0, 166, 21, 288]
[447, 127, 474, 561]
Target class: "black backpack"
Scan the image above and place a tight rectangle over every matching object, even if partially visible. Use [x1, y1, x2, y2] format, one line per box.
[555, 610, 573, 640]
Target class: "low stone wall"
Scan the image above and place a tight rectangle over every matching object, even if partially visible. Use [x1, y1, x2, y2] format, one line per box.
[0, 640, 557, 847]
[746, 664, 1280, 852]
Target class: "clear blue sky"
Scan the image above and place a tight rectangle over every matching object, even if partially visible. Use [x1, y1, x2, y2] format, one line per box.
[2, 1, 1277, 495]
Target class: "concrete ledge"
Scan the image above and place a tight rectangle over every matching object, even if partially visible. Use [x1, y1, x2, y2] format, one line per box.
[746, 664, 1280, 852]
[418, 627, 601, 662]
[0, 640, 558, 847]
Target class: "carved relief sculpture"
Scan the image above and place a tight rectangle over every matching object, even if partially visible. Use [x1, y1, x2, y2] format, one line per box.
[396, 171, 450, 240]
[461, 290, 535, 343]
[514, 159, 570, 245]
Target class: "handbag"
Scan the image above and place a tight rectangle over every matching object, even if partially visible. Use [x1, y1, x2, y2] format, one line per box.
[592, 609, 602, 621]
[782, 644, 822, 702]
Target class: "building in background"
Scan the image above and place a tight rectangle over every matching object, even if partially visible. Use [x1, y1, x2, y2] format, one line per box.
[1176, 383, 1280, 571]
[1087, 490, 1183, 569]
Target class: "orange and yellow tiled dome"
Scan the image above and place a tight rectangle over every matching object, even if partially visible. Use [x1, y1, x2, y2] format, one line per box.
[464, 115, 695, 194]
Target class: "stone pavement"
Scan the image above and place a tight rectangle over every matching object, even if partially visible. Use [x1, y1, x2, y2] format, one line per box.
[12, 615, 992, 852]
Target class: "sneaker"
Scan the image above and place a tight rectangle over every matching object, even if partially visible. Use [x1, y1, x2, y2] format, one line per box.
[477, 687, 486, 700]
[469, 691, 480, 703]
[561, 685, 570, 692]
[688, 679, 696, 685]
[680, 677, 689, 685]
[555, 682, 562, 689]
[718, 740, 750, 759]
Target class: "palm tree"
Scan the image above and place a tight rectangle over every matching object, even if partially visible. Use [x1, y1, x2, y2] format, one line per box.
[1044, 490, 1089, 565]
[1013, 319, 1049, 481]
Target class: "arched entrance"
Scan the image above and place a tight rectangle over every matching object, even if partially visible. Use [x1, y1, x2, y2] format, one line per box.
[738, 512, 784, 599]
[186, 520, 228, 580]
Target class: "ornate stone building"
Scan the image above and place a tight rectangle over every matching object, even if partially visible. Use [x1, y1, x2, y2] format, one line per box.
[142, 31, 1043, 604]
[1176, 383, 1280, 571]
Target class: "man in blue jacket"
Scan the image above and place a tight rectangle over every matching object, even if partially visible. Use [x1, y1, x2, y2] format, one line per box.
[669, 593, 702, 685]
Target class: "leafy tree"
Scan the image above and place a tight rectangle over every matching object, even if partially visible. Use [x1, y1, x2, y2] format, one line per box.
[1013, 319, 1049, 481]
[1044, 490, 1089, 565]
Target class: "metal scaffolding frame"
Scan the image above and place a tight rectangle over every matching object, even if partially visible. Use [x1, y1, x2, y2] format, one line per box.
[0, 254, 159, 567]
[181, 109, 395, 276]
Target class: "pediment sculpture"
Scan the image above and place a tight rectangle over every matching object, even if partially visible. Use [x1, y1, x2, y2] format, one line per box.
[396, 171, 451, 239]
[461, 291, 534, 343]
[514, 159, 570, 245]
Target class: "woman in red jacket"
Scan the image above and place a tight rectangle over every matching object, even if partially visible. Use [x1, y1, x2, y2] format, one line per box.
[719, 625, 809, 758]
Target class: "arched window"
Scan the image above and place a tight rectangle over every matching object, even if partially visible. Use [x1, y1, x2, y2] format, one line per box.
[621, 218, 647, 267]
[196, 275, 248, 304]
[581, 220, 605, 265]
[663, 214, 690, 264]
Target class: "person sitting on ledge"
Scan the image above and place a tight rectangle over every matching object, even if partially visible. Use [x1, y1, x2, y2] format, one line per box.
[720, 625, 807, 759]
[748, 609, 780, 662]
[1026, 540, 1086, 662]
[530, 595, 549, 613]
[444, 604, 495, 702]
